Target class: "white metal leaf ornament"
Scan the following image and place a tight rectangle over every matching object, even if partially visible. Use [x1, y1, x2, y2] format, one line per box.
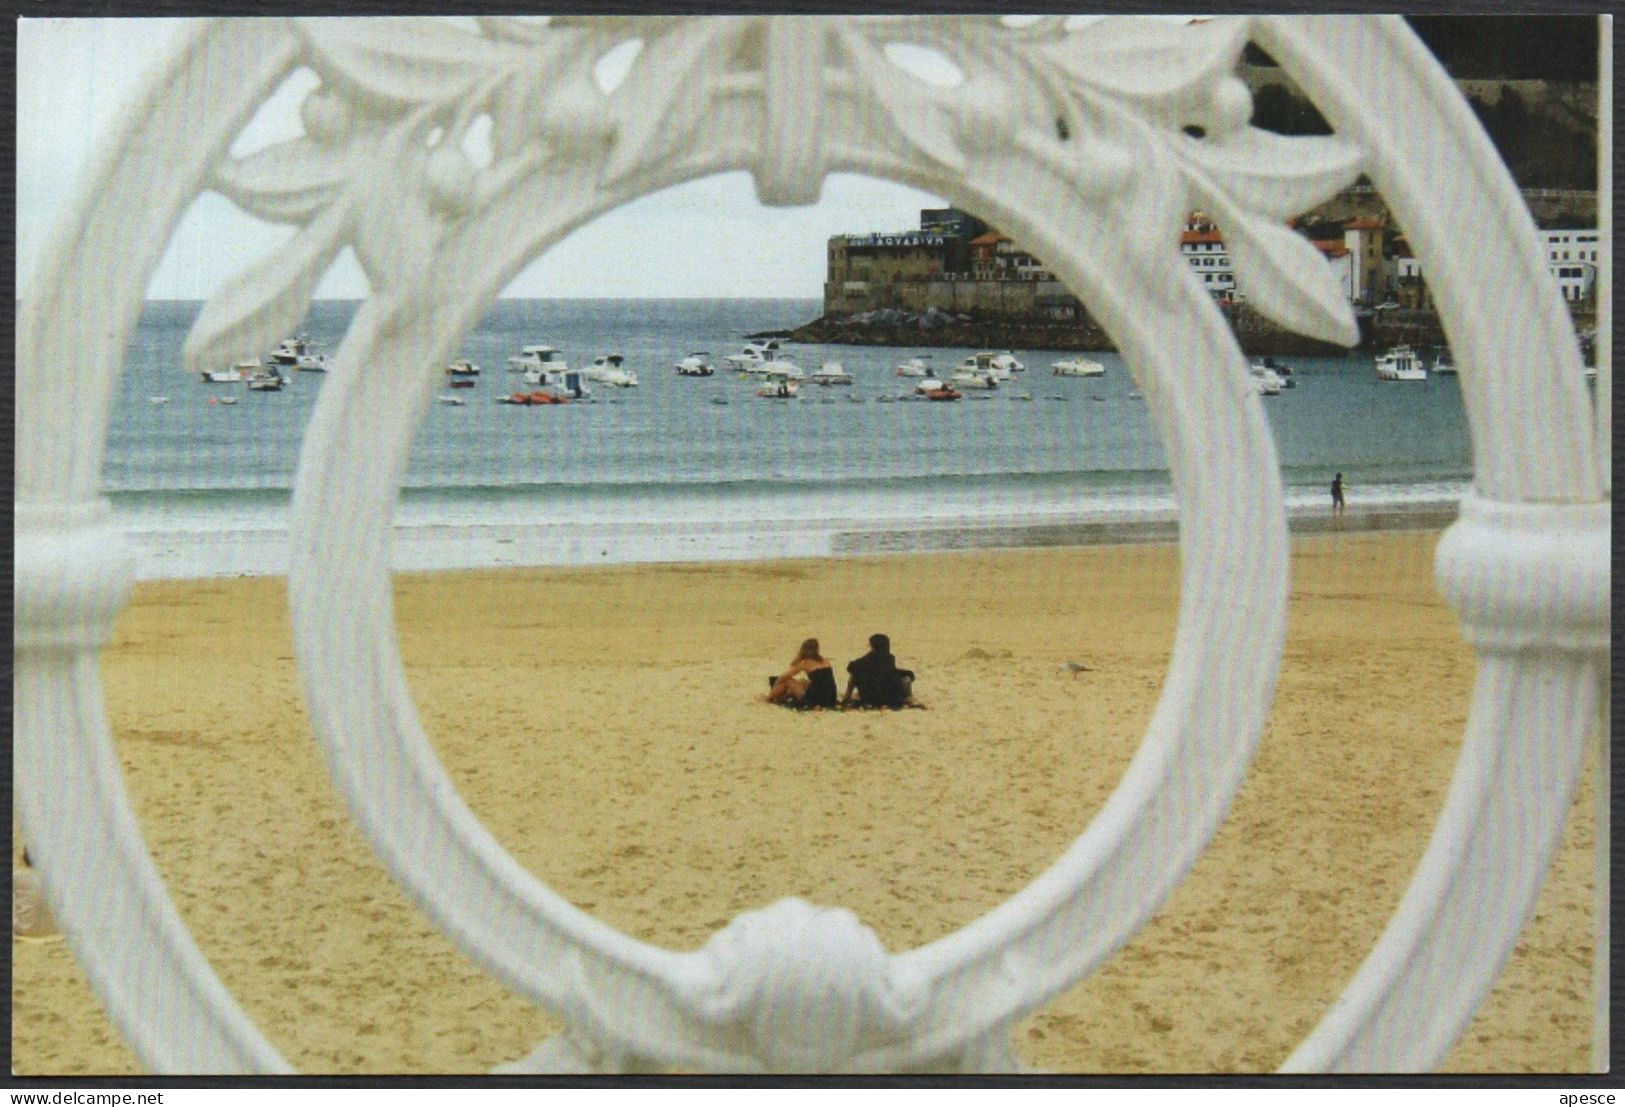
[183, 206, 348, 380]
[188, 14, 1369, 379]
[599, 21, 740, 187]
[1182, 130, 1363, 222]
[1205, 193, 1362, 347]
[211, 138, 347, 224]
[297, 17, 515, 108]
[838, 28, 967, 175]
[1041, 17, 1363, 345]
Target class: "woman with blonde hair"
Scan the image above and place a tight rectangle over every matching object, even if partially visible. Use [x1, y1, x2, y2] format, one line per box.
[765, 637, 839, 709]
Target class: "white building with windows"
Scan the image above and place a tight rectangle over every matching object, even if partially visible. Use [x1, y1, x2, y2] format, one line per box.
[1180, 215, 1239, 301]
[1392, 228, 1598, 304]
[1537, 229, 1599, 302]
[1539, 228, 1601, 265]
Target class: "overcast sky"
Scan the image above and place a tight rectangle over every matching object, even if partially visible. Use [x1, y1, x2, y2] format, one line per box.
[17, 17, 950, 301]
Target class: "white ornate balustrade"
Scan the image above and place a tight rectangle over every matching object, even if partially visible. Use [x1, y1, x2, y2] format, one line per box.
[14, 16, 1610, 1074]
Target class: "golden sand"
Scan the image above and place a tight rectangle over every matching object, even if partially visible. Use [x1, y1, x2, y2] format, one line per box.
[12, 530, 1597, 1074]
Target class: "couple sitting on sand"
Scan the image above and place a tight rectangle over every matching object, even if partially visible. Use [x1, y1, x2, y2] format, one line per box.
[766, 633, 922, 710]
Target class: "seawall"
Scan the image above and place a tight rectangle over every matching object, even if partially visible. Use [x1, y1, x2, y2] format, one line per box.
[781, 307, 1436, 357]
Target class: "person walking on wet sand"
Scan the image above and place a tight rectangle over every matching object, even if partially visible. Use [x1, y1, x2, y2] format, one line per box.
[1331, 471, 1345, 519]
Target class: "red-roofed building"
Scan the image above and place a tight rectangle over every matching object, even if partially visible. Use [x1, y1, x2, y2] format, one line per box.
[1180, 214, 1238, 301]
[968, 232, 1052, 281]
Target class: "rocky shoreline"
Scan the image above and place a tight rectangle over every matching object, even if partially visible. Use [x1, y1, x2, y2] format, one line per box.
[772, 305, 1458, 357]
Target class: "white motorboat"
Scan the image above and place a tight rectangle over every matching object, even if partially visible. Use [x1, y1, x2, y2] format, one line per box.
[245, 366, 287, 391]
[210, 395, 238, 407]
[1375, 345, 1428, 381]
[1052, 357, 1105, 377]
[446, 360, 480, 376]
[1433, 350, 1456, 375]
[585, 353, 639, 388]
[514, 349, 576, 388]
[547, 370, 592, 400]
[509, 344, 567, 377]
[1251, 356, 1295, 387]
[758, 358, 803, 380]
[437, 394, 467, 406]
[674, 352, 714, 376]
[949, 368, 999, 390]
[148, 395, 170, 405]
[896, 355, 933, 377]
[809, 360, 853, 386]
[955, 350, 1021, 382]
[1248, 364, 1284, 395]
[725, 339, 783, 374]
[757, 369, 799, 399]
[269, 335, 327, 372]
[200, 360, 256, 384]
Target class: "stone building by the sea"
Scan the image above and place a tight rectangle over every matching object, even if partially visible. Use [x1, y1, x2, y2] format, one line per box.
[824, 208, 1085, 321]
[822, 196, 1595, 327]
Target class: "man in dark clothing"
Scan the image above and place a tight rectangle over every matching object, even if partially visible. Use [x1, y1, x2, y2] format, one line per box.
[842, 633, 917, 709]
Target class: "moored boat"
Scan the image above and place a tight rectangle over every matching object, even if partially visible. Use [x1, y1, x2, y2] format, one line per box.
[913, 376, 961, 401]
[955, 350, 1021, 382]
[245, 366, 287, 391]
[1052, 357, 1105, 377]
[809, 360, 853, 386]
[509, 345, 567, 377]
[1432, 350, 1456, 375]
[756, 369, 799, 399]
[269, 335, 327, 372]
[895, 355, 932, 377]
[200, 360, 256, 384]
[949, 368, 998, 390]
[725, 340, 783, 374]
[585, 353, 638, 388]
[1248, 363, 1285, 395]
[674, 352, 714, 377]
[1251, 356, 1295, 387]
[446, 360, 480, 376]
[1375, 345, 1428, 381]
[499, 390, 571, 406]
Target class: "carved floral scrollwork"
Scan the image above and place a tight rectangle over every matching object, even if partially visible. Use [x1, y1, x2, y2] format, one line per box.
[682, 899, 930, 1072]
[184, 15, 1366, 381]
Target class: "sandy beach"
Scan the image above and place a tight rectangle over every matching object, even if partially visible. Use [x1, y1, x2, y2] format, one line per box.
[12, 528, 1598, 1074]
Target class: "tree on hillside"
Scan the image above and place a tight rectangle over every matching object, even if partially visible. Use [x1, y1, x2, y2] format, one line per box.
[1466, 88, 1596, 190]
[1250, 82, 1331, 136]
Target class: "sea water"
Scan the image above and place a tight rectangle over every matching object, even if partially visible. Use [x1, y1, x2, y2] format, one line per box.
[107, 299, 1476, 579]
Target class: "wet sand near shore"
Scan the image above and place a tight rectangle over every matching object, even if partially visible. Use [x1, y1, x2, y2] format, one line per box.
[12, 530, 1596, 1074]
